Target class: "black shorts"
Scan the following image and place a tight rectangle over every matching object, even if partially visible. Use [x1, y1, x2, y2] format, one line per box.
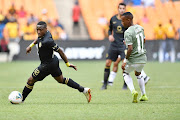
[32, 56, 62, 81]
[106, 48, 125, 62]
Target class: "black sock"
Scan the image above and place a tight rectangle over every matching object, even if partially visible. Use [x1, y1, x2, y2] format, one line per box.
[22, 83, 34, 101]
[63, 78, 84, 92]
[104, 66, 110, 84]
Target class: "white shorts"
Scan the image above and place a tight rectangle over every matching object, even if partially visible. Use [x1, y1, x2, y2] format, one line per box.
[124, 63, 145, 73]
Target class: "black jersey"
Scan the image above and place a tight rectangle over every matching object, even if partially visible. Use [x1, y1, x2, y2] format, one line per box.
[37, 31, 60, 63]
[108, 14, 127, 51]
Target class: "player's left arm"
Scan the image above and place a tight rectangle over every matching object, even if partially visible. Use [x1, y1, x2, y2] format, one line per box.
[49, 40, 77, 71]
[125, 45, 133, 60]
[122, 45, 133, 70]
[57, 48, 77, 71]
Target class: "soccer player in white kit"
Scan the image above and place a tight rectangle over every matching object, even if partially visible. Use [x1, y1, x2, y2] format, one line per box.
[121, 12, 148, 103]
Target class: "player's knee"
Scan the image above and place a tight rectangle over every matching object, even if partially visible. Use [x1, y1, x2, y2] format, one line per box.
[113, 69, 118, 73]
[115, 57, 121, 63]
[54, 75, 64, 83]
[123, 72, 129, 77]
[106, 63, 111, 68]
[113, 65, 118, 72]
[113, 62, 119, 67]
[55, 78, 63, 83]
[136, 74, 143, 79]
[135, 71, 141, 76]
[27, 77, 36, 85]
[106, 60, 112, 66]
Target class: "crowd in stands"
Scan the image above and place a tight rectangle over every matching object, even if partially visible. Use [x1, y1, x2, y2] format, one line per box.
[154, 19, 177, 63]
[95, 0, 179, 62]
[0, 3, 67, 44]
[0, 2, 67, 61]
[96, 0, 179, 41]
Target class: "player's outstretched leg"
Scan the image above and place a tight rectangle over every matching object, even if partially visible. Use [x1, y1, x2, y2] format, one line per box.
[54, 76, 91, 103]
[22, 76, 37, 102]
[123, 73, 138, 103]
[141, 70, 150, 85]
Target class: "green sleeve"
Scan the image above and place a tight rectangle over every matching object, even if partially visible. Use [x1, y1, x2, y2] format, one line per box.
[124, 31, 133, 47]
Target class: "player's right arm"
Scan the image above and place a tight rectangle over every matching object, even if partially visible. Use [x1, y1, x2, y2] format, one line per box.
[108, 17, 114, 42]
[26, 39, 38, 54]
[121, 31, 133, 70]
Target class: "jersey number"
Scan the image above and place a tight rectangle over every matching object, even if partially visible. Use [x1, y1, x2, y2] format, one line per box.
[136, 33, 144, 53]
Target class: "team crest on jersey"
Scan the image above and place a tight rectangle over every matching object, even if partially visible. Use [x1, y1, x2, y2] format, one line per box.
[117, 26, 123, 33]
[39, 42, 42, 48]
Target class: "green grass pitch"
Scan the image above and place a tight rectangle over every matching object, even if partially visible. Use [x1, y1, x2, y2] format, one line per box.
[0, 61, 180, 120]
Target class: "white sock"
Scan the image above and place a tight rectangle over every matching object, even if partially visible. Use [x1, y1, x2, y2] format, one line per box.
[141, 70, 147, 78]
[123, 73, 135, 93]
[108, 71, 117, 83]
[137, 74, 146, 95]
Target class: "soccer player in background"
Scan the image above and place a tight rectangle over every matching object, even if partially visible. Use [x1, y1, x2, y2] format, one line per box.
[22, 21, 91, 103]
[101, 3, 149, 90]
[121, 12, 148, 103]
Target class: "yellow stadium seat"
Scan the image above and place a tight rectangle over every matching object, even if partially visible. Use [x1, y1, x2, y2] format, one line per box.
[79, 0, 105, 40]
[173, 1, 180, 29]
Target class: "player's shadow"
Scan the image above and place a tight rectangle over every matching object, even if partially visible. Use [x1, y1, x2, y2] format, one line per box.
[23, 100, 180, 105]
[26, 102, 90, 105]
[143, 101, 180, 105]
[26, 101, 150, 105]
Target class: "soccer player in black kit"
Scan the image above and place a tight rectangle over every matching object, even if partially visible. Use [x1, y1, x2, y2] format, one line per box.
[21, 21, 91, 103]
[101, 3, 150, 90]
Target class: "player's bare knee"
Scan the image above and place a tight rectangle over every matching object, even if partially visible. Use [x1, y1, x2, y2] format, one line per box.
[113, 69, 118, 73]
[27, 76, 36, 85]
[106, 63, 111, 67]
[123, 72, 129, 77]
[113, 65, 118, 72]
[106, 60, 112, 67]
[135, 71, 141, 76]
[54, 76, 63, 83]
[115, 57, 121, 63]
[114, 62, 119, 67]
[57, 78, 63, 83]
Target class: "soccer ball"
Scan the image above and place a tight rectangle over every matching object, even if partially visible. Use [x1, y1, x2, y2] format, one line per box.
[8, 91, 23, 104]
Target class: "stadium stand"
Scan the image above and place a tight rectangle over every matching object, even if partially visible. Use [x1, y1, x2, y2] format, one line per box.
[79, 0, 180, 40]
[0, 0, 65, 62]
[0, 0, 66, 41]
